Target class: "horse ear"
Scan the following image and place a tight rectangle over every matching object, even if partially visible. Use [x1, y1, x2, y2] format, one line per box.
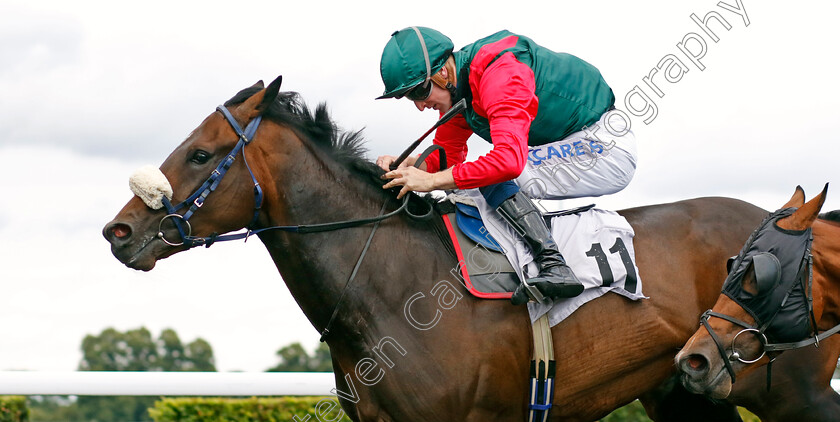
[257, 75, 282, 113]
[251, 80, 265, 90]
[781, 185, 806, 209]
[239, 76, 281, 119]
[777, 184, 829, 231]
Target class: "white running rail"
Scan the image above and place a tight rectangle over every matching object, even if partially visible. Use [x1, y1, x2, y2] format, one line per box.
[0, 371, 837, 396]
[0, 371, 336, 396]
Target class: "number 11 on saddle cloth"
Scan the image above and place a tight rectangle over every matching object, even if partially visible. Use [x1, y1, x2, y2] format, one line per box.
[462, 189, 647, 327]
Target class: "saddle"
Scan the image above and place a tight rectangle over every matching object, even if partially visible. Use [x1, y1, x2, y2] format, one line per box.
[439, 199, 598, 300]
[438, 200, 519, 300]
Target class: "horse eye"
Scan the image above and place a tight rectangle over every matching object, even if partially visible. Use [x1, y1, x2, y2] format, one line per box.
[190, 150, 212, 165]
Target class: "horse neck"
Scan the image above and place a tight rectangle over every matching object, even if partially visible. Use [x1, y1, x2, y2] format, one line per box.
[253, 124, 450, 335]
[812, 220, 840, 329]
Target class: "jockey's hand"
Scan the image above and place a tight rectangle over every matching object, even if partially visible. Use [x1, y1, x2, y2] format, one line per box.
[375, 155, 426, 172]
[382, 166, 434, 199]
[382, 167, 455, 199]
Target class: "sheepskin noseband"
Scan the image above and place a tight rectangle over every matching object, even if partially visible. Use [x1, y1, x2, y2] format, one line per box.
[129, 165, 173, 210]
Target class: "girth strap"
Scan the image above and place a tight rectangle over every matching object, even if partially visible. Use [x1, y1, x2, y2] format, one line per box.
[528, 314, 555, 422]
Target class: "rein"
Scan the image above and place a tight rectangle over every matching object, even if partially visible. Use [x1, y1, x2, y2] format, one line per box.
[699, 230, 840, 389]
[318, 144, 446, 342]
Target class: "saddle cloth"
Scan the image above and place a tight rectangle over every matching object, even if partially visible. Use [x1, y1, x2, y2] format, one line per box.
[449, 190, 647, 327]
[442, 205, 519, 300]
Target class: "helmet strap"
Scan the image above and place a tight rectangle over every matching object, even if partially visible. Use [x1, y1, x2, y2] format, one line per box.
[410, 27, 432, 87]
[429, 55, 458, 103]
[445, 82, 457, 102]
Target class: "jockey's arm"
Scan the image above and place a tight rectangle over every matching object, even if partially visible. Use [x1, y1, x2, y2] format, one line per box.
[447, 53, 538, 189]
[424, 113, 472, 173]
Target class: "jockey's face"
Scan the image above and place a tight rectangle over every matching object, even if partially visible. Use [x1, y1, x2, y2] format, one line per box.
[412, 83, 453, 113]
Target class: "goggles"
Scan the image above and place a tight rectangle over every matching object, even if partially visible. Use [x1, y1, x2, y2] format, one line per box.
[404, 81, 432, 101]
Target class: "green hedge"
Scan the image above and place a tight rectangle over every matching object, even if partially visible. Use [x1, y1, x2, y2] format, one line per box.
[602, 400, 651, 421]
[738, 407, 761, 422]
[150, 397, 762, 422]
[0, 397, 28, 422]
[149, 397, 352, 422]
[600, 400, 761, 421]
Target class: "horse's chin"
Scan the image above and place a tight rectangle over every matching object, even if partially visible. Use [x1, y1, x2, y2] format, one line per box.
[112, 236, 176, 271]
[681, 367, 733, 399]
[125, 254, 158, 271]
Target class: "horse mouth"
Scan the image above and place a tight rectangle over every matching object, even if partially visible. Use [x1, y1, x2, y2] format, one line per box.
[112, 234, 172, 271]
[680, 364, 732, 399]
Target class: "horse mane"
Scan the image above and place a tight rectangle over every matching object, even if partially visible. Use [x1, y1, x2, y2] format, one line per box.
[224, 86, 379, 183]
[818, 210, 840, 223]
[224, 85, 456, 259]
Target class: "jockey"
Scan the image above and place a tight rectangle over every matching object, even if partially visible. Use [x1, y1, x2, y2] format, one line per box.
[376, 27, 637, 304]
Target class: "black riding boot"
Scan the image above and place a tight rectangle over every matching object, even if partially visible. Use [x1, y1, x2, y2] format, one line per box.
[497, 192, 584, 304]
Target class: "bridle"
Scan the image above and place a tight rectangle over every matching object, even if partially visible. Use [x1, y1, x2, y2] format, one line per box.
[698, 225, 840, 389]
[158, 106, 264, 248]
[156, 104, 442, 248]
[154, 104, 446, 341]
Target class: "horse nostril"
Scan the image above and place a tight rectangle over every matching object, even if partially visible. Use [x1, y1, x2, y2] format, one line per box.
[684, 354, 709, 374]
[109, 223, 132, 240]
[688, 355, 706, 369]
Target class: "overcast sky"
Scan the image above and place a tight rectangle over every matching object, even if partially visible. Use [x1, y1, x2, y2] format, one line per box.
[1, 0, 838, 373]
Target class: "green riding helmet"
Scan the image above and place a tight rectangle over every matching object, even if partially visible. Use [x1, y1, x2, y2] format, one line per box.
[377, 26, 454, 99]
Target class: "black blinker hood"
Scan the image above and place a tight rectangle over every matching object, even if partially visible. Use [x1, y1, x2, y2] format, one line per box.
[721, 207, 813, 343]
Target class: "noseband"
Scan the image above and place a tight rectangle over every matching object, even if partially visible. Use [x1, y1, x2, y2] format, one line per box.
[699, 310, 773, 386]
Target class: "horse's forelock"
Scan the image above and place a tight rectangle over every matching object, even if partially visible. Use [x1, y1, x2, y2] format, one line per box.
[224, 86, 262, 107]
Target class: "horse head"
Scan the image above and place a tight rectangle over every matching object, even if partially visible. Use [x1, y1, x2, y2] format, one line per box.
[675, 185, 838, 399]
[103, 76, 284, 270]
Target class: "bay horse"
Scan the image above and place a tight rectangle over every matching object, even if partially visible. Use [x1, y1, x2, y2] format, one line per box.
[103, 76, 836, 421]
[676, 186, 840, 421]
